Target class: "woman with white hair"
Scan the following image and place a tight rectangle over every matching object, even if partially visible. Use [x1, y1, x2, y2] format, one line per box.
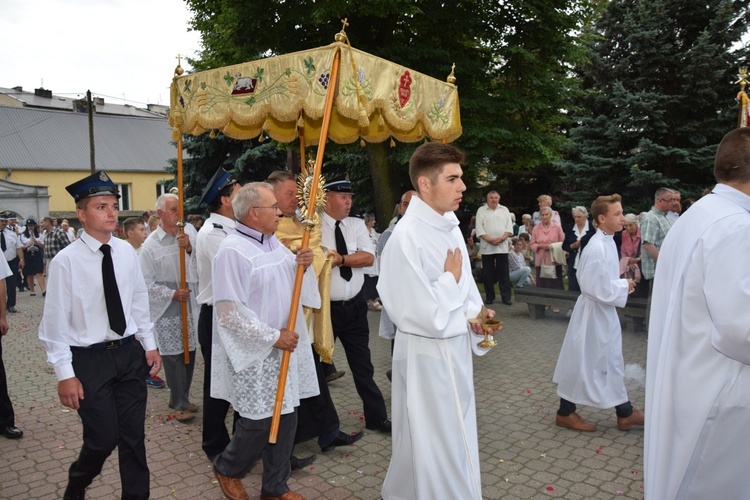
[532, 195, 561, 228]
[562, 206, 593, 292]
[518, 214, 533, 236]
[530, 206, 565, 302]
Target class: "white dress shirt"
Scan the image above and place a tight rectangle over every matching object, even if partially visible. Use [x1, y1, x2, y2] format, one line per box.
[475, 204, 513, 255]
[2, 227, 22, 262]
[196, 212, 236, 305]
[321, 213, 374, 301]
[38, 232, 156, 381]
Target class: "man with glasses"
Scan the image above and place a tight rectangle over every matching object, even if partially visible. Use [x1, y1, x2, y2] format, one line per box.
[640, 187, 675, 323]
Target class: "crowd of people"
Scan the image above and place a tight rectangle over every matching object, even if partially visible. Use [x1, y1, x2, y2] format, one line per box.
[0, 128, 747, 499]
[463, 188, 689, 317]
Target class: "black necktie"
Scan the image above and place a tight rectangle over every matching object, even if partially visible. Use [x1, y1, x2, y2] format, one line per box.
[334, 221, 352, 281]
[100, 244, 127, 336]
[0, 231, 5, 252]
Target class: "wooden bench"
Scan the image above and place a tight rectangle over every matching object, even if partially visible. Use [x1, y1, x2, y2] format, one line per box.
[513, 288, 579, 320]
[513, 287, 648, 331]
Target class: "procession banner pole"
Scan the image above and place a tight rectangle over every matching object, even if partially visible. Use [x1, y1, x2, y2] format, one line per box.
[269, 45, 342, 443]
[176, 135, 190, 364]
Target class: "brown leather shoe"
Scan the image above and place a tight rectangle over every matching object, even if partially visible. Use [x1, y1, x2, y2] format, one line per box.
[260, 491, 305, 500]
[213, 467, 248, 500]
[617, 409, 644, 431]
[555, 412, 596, 432]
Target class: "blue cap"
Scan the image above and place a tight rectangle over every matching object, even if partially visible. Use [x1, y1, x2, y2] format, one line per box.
[65, 171, 120, 203]
[325, 177, 353, 193]
[0, 212, 8, 220]
[200, 167, 239, 206]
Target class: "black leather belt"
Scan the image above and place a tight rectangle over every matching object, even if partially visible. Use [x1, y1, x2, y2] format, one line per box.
[70, 335, 134, 351]
[330, 291, 363, 306]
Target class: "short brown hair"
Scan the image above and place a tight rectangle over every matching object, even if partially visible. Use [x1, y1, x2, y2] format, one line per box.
[714, 128, 750, 184]
[591, 194, 622, 223]
[123, 217, 144, 234]
[409, 142, 465, 191]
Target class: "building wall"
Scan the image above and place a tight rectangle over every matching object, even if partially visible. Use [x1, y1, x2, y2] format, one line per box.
[5, 170, 172, 212]
[0, 95, 22, 107]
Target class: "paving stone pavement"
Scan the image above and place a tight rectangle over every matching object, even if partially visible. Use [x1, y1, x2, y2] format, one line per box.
[0, 290, 646, 499]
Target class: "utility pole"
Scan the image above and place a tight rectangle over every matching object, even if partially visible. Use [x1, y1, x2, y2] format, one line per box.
[87, 90, 95, 172]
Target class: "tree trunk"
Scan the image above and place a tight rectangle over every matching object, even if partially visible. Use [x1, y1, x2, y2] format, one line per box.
[366, 142, 398, 231]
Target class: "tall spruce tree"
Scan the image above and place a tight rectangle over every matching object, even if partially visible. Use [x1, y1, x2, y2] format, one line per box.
[558, 0, 750, 212]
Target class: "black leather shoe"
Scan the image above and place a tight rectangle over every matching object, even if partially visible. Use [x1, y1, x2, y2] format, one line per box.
[3, 426, 23, 439]
[502, 300, 512, 306]
[365, 418, 392, 434]
[290, 454, 316, 470]
[320, 430, 364, 452]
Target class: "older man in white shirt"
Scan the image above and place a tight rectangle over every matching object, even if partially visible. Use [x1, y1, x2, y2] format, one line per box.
[475, 190, 514, 305]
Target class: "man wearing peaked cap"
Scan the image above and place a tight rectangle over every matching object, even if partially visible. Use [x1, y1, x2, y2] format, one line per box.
[195, 167, 241, 460]
[65, 170, 121, 203]
[320, 175, 392, 435]
[0, 212, 23, 313]
[39, 170, 161, 499]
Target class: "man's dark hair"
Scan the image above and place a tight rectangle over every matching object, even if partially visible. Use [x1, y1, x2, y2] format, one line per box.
[715, 127, 750, 184]
[409, 142, 464, 191]
[266, 170, 296, 185]
[207, 183, 240, 213]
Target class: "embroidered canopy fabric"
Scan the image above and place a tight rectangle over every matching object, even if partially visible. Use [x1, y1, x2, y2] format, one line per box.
[168, 42, 461, 144]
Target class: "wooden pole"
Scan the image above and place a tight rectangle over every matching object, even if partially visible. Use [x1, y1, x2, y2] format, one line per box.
[269, 47, 341, 443]
[176, 136, 190, 364]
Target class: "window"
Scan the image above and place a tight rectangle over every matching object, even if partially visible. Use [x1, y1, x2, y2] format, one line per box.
[116, 183, 131, 211]
[156, 183, 168, 198]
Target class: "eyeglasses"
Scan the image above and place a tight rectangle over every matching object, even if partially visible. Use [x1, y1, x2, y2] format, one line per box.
[658, 198, 674, 203]
[252, 205, 279, 210]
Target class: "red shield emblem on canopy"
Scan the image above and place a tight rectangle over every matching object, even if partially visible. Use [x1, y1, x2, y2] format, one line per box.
[398, 71, 412, 108]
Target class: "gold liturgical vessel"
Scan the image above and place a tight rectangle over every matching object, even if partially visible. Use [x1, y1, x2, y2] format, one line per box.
[469, 306, 500, 348]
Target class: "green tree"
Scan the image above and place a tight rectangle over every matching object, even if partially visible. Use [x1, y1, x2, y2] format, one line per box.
[182, 0, 592, 223]
[558, 0, 750, 213]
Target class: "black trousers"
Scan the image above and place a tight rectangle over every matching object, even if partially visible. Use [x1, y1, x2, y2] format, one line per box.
[67, 340, 150, 499]
[198, 303, 231, 460]
[5, 257, 18, 308]
[213, 411, 297, 496]
[0, 333, 15, 428]
[482, 253, 511, 303]
[558, 398, 634, 418]
[295, 344, 340, 444]
[330, 295, 387, 425]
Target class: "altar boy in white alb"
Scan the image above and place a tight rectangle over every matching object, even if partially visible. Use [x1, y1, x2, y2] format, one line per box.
[552, 194, 641, 432]
[378, 142, 495, 500]
[645, 128, 750, 499]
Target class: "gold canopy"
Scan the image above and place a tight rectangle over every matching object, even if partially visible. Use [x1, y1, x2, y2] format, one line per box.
[168, 41, 461, 144]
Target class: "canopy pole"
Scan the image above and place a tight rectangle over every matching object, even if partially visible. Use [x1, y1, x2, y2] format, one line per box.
[269, 47, 342, 443]
[176, 136, 190, 364]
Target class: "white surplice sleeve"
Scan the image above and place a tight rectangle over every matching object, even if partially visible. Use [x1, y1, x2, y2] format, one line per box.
[577, 241, 628, 308]
[213, 246, 281, 373]
[379, 228, 477, 340]
[703, 229, 750, 364]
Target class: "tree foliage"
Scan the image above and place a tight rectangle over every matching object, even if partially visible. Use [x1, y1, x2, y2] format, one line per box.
[557, 0, 750, 213]
[180, 0, 592, 222]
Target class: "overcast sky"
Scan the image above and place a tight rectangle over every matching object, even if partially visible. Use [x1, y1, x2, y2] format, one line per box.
[0, 0, 202, 107]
